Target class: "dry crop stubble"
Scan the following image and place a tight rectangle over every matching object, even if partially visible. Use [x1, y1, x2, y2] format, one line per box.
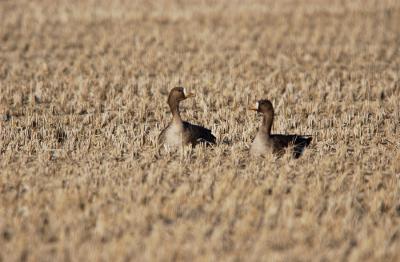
[1, 0, 400, 261]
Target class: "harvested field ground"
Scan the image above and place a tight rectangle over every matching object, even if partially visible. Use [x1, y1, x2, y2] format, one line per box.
[1, 0, 400, 261]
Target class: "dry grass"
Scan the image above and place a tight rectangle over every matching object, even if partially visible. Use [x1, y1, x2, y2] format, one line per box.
[1, 0, 400, 261]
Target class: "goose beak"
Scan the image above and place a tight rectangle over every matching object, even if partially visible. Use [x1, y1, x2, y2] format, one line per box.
[248, 102, 259, 111]
[183, 87, 195, 99]
[185, 93, 195, 98]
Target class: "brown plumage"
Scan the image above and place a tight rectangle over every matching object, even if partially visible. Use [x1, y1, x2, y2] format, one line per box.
[158, 87, 216, 148]
[249, 99, 312, 158]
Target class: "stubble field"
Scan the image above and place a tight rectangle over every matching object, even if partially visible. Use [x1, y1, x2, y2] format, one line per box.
[1, 0, 400, 261]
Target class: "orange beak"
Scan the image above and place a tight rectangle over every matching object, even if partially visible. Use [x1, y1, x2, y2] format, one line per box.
[185, 93, 195, 98]
[248, 102, 259, 111]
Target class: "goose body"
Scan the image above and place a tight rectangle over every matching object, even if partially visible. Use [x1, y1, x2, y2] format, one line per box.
[159, 87, 216, 148]
[251, 132, 312, 158]
[249, 100, 312, 158]
[162, 119, 184, 147]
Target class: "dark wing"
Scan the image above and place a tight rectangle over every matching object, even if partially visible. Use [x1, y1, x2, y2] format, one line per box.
[183, 121, 216, 146]
[271, 135, 312, 158]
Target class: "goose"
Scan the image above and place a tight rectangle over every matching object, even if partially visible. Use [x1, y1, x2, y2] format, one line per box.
[249, 99, 312, 158]
[158, 87, 216, 148]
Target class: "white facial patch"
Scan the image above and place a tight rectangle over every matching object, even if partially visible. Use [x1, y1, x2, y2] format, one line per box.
[183, 88, 187, 97]
[256, 101, 259, 109]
